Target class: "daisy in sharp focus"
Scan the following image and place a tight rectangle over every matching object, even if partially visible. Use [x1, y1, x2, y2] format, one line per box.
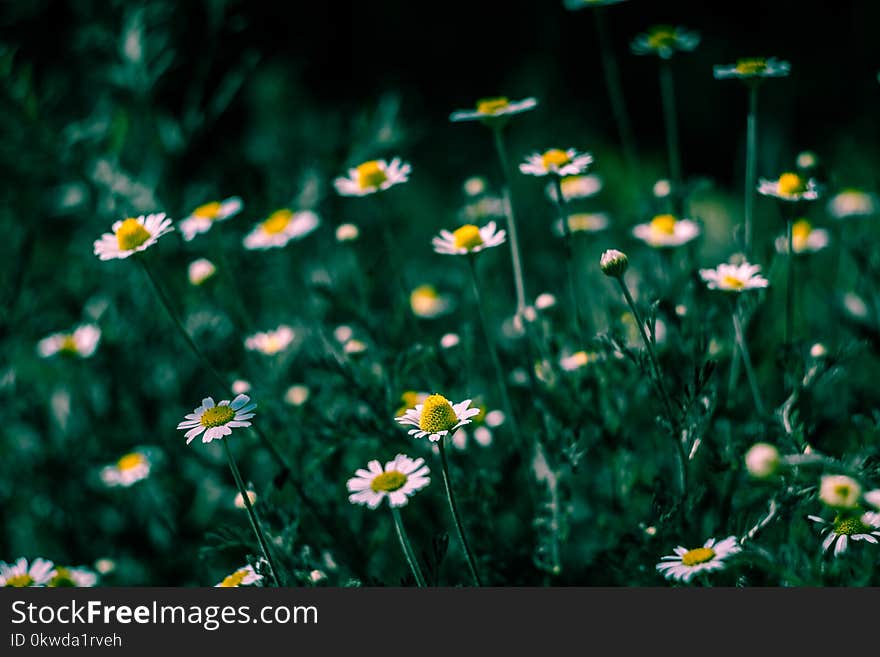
[0, 558, 56, 587]
[700, 262, 769, 292]
[177, 394, 257, 444]
[346, 454, 430, 509]
[808, 513, 880, 557]
[178, 197, 243, 241]
[37, 324, 101, 359]
[774, 219, 830, 255]
[100, 450, 151, 487]
[432, 221, 506, 256]
[93, 214, 174, 260]
[757, 172, 821, 202]
[632, 214, 700, 248]
[656, 536, 741, 583]
[714, 57, 790, 81]
[244, 325, 295, 356]
[449, 96, 538, 124]
[631, 25, 700, 59]
[520, 148, 593, 177]
[243, 209, 320, 250]
[216, 563, 263, 587]
[334, 158, 411, 197]
[48, 567, 98, 587]
[395, 393, 481, 442]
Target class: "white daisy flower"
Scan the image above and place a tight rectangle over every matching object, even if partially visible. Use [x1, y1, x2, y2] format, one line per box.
[0, 558, 56, 587]
[519, 148, 593, 177]
[216, 564, 263, 587]
[774, 219, 830, 255]
[334, 158, 411, 197]
[346, 454, 431, 509]
[48, 566, 98, 587]
[757, 172, 821, 202]
[432, 221, 506, 255]
[395, 393, 481, 442]
[564, 0, 627, 9]
[449, 96, 538, 123]
[188, 258, 216, 286]
[632, 214, 700, 248]
[452, 407, 504, 450]
[699, 262, 769, 292]
[93, 214, 174, 260]
[100, 450, 151, 487]
[631, 25, 700, 59]
[713, 57, 791, 80]
[554, 212, 610, 236]
[335, 223, 360, 242]
[545, 174, 602, 202]
[176, 394, 257, 444]
[827, 188, 877, 220]
[178, 197, 243, 241]
[410, 285, 453, 319]
[244, 325, 295, 356]
[819, 475, 862, 510]
[243, 209, 320, 250]
[656, 536, 741, 583]
[37, 324, 101, 359]
[808, 513, 880, 557]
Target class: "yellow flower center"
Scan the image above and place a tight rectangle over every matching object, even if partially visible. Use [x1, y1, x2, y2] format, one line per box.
[262, 209, 293, 235]
[681, 547, 716, 567]
[721, 275, 746, 290]
[59, 335, 79, 355]
[650, 214, 678, 235]
[49, 568, 76, 587]
[777, 172, 806, 196]
[735, 58, 767, 75]
[218, 569, 249, 587]
[201, 405, 235, 428]
[419, 394, 459, 433]
[453, 224, 484, 249]
[541, 149, 570, 169]
[356, 161, 388, 190]
[193, 201, 221, 219]
[476, 97, 509, 115]
[791, 219, 812, 251]
[115, 218, 151, 251]
[117, 452, 146, 472]
[833, 515, 871, 536]
[370, 470, 408, 492]
[5, 574, 34, 587]
[647, 26, 677, 50]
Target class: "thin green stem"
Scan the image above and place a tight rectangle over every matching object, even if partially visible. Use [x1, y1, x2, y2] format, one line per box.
[659, 61, 682, 189]
[785, 215, 795, 348]
[615, 276, 687, 498]
[491, 126, 528, 322]
[594, 7, 638, 177]
[390, 506, 426, 587]
[744, 84, 758, 257]
[437, 439, 482, 586]
[222, 439, 283, 586]
[553, 175, 588, 342]
[731, 302, 766, 416]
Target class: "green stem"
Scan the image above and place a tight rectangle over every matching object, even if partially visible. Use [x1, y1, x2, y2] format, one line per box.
[491, 126, 528, 322]
[553, 175, 588, 342]
[390, 506, 427, 587]
[222, 439, 283, 586]
[785, 215, 795, 349]
[438, 439, 482, 586]
[616, 276, 687, 498]
[594, 7, 638, 177]
[731, 302, 765, 416]
[744, 84, 758, 257]
[659, 61, 682, 189]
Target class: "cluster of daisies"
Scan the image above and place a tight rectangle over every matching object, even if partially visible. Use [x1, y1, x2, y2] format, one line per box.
[0, 558, 97, 588]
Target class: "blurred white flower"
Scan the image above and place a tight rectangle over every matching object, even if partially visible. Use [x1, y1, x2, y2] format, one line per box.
[100, 451, 151, 487]
[631, 25, 700, 59]
[774, 219, 829, 255]
[819, 475, 862, 510]
[410, 285, 453, 319]
[344, 339, 368, 355]
[535, 293, 557, 310]
[188, 258, 216, 286]
[560, 350, 598, 372]
[284, 384, 310, 407]
[216, 564, 262, 587]
[545, 174, 602, 202]
[245, 326, 295, 356]
[464, 176, 487, 197]
[700, 262, 769, 292]
[713, 57, 790, 80]
[440, 333, 461, 349]
[653, 179, 672, 198]
[744, 443, 780, 479]
[335, 223, 360, 242]
[38, 324, 101, 359]
[449, 96, 538, 123]
[0, 558, 56, 587]
[94, 214, 174, 260]
[827, 188, 876, 220]
[232, 380, 251, 395]
[656, 537, 740, 583]
[556, 212, 610, 235]
[334, 325, 354, 343]
[48, 566, 98, 587]
[179, 197, 242, 241]
[520, 148, 593, 177]
[632, 214, 700, 248]
[346, 454, 430, 509]
[334, 158, 411, 197]
[453, 406, 504, 450]
[757, 172, 821, 202]
[234, 490, 258, 509]
[243, 209, 319, 250]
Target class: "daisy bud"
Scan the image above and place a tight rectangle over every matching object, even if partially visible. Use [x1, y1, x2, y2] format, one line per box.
[335, 223, 360, 242]
[600, 249, 628, 277]
[810, 343, 827, 359]
[819, 475, 862, 510]
[744, 443, 780, 479]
